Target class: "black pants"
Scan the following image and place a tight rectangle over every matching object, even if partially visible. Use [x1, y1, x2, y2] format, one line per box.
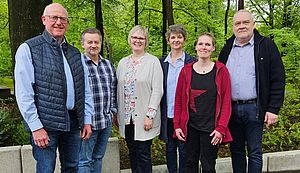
[125, 122, 153, 173]
[185, 125, 218, 173]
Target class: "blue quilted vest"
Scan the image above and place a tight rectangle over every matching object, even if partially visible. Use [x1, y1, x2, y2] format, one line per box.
[25, 30, 85, 131]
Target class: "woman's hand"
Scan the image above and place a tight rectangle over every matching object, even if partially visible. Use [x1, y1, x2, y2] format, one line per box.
[175, 128, 185, 141]
[144, 116, 153, 131]
[210, 130, 223, 145]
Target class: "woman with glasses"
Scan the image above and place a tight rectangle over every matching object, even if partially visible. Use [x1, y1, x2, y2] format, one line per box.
[116, 25, 163, 173]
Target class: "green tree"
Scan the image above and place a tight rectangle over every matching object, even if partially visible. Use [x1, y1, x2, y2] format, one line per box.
[0, 0, 11, 77]
[8, 0, 52, 64]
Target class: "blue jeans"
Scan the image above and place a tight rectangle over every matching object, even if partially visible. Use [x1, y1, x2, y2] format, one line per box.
[78, 124, 112, 173]
[229, 103, 264, 173]
[30, 113, 81, 173]
[166, 118, 185, 173]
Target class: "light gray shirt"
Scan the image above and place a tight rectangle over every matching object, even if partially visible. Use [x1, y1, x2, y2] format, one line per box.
[15, 43, 93, 132]
[226, 35, 257, 101]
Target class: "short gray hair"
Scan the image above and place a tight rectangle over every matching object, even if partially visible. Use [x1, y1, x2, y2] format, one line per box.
[165, 24, 187, 41]
[233, 9, 255, 22]
[43, 3, 68, 17]
[81, 28, 102, 43]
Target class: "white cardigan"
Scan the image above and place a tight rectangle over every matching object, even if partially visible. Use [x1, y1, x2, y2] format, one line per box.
[116, 53, 163, 141]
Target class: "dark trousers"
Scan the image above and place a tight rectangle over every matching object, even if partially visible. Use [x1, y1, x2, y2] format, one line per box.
[229, 103, 263, 173]
[166, 118, 186, 173]
[185, 125, 218, 173]
[125, 122, 153, 173]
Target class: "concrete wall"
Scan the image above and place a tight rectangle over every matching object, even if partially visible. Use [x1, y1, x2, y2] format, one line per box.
[1, 138, 300, 173]
[0, 137, 119, 173]
[121, 150, 300, 173]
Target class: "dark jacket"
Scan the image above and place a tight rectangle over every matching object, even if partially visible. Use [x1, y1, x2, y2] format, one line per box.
[218, 29, 285, 118]
[25, 30, 85, 131]
[159, 52, 195, 142]
[173, 61, 232, 143]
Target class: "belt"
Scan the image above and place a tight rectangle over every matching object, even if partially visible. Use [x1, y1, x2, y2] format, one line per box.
[232, 98, 257, 104]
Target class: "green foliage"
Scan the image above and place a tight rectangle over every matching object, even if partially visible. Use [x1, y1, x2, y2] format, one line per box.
[263, 92, 300, 152]
[0, 0, 12, 77]
[0, 77, 13, 88]
[271, 28, 300, 90]
[0, 0, 299, 169]
[0, 98, 29, 146]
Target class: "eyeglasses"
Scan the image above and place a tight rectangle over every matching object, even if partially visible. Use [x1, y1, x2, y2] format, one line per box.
[131, 36, 146, 41]
[45, 15, 68, 24]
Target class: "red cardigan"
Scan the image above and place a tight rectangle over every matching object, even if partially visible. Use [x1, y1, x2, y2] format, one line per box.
[173, 61, 232, 143]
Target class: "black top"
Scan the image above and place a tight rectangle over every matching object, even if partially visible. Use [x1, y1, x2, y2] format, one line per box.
[188, 64, 217, 132]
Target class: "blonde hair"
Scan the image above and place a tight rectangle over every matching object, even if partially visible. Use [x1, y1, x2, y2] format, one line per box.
[128, 25, 149, 48]
[196, 32, 216, 46]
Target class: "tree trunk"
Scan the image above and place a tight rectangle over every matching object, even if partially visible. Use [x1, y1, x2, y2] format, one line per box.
[238, 0, 244, 10]
[207, 1, 211, 32]
[283, 0, 292, 28]
[268, 0, 274, 29]
[224, 0, 230, 37]
[135, 0, 138, 25]
[166, 0, 174, 26]
[95, 0, 104, 56]
[105, 39, 113, 63]
[8, 0, 52, 62]
[162, 0, 167, 57]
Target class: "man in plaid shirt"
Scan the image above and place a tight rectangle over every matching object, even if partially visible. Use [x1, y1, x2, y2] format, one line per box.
[78, 28, 117, 173]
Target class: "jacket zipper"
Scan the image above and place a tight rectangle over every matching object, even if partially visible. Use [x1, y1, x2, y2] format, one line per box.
[255, 37, 264, 119]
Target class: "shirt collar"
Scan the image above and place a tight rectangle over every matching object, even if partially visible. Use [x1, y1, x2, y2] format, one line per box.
[164, 52, 185, 63]
[84, 54, 103, 63]
[233, 34, 254, 47]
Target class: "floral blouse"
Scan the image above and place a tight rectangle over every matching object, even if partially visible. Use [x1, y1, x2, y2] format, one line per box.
[124, 55, 157, 125]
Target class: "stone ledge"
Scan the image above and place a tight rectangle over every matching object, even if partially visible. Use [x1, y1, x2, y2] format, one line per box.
[121, 150, 300, 173]
[0, 140, 299, 173]
[0, 137, 119, 173]
[0, 146, 22, 173]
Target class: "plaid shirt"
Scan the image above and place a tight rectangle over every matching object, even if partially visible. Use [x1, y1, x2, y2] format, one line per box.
[84, 54, 117, 130]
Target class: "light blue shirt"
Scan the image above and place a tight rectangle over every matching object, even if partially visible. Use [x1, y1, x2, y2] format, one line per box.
[14, 42, 93, 132]
[165, 52, 185, 118]
[226, 35, 257, 101]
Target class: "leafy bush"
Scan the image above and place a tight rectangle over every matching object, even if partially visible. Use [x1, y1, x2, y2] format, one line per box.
[263, 91, 300, 152]
[0, 98, 29, 146]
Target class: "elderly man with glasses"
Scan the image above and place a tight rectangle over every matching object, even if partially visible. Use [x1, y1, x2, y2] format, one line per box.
[14, 3, 94, 173]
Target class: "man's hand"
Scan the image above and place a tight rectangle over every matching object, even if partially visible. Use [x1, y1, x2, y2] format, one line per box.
[265, 112, 278, 129]
[32, 128, 50, 149]
[210, 130, 223, 145]
[144, 116, 153, 131]
[175, 128, 185, 141]
[81, 124, 92, 141]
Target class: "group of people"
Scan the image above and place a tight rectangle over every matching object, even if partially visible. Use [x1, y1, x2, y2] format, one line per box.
[14, 2, 285, 173]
